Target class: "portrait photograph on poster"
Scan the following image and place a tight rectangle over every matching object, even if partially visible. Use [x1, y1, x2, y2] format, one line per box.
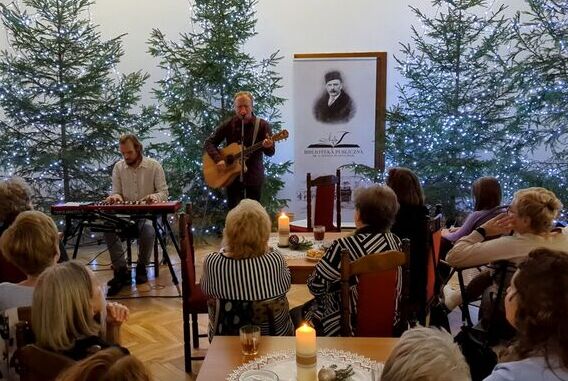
[291, 52, 386, 224]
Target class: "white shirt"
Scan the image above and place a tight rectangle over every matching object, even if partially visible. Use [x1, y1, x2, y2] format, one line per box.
[111, 156, 168, 202]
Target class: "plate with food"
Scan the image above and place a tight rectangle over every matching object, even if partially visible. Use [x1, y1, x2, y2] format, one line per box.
[306, 248, 325, 262]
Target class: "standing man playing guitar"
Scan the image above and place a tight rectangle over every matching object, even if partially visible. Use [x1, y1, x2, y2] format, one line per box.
[204, 91, 274, 209]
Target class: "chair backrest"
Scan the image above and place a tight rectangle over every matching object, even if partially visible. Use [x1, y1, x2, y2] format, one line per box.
[13, 306, 73, 381]
[306, 169, 341, 232]
[0, 254, 26, 283]
[426, 223, 443, 304]
[340, 238, 411, 337]
[179, 204, 198, 292]
[15, 344, 74, 381]
[210, 296, 294, 338]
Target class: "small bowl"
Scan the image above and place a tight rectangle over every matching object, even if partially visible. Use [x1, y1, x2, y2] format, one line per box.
[239, 369, 279, 381]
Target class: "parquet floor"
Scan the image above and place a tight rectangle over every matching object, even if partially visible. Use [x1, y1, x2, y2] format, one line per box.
[82, 238, 313, 381]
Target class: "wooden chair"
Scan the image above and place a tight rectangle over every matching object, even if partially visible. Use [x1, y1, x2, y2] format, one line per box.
[0, 254, 25, 283]
[297, 169, 341, 232]
[12, 306, 122, 381]
[179, 204, 208, 373]
[425, 215, 443, 324]
[340, 238, 411, 337]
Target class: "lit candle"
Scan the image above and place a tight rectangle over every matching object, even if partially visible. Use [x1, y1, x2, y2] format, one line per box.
[278, 212, 290, 247]
[296, 324, 317, 381]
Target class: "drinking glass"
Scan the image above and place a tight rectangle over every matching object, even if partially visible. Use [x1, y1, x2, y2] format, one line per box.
[239, 325, 261, 355]
[313, 225, 325, 245]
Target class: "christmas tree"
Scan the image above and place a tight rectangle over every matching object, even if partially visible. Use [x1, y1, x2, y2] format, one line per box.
[0, 0, 152, 207]
[387, 0, 527, 214]
[148, 0, 291, 232]
[511, 0, 568, 198]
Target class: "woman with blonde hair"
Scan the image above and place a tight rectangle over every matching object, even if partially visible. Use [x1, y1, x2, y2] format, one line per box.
[200, 199, 293, 339]
[382, 327, 471, 381]
[33, 261, 129, 360]
[0, 211, 60, 310]
[447, 187, 568, 340]
[447, 187, 567, 268]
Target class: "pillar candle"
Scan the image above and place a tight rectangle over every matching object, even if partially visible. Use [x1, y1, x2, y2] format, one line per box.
[278, 212, 290, 247]
[296, 324, 317, 381]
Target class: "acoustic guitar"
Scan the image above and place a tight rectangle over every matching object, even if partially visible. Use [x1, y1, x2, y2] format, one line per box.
[203, 129, 289, 189]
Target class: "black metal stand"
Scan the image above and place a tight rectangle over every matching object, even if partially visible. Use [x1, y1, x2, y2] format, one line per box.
[63, 211, 182, 295]
[240, 117, 246, 199]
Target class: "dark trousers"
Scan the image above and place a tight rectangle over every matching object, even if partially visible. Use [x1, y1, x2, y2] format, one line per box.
[226, 180, 262, 209]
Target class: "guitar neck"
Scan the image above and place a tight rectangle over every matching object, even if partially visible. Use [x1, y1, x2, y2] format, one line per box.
[242, 140, 266, 156]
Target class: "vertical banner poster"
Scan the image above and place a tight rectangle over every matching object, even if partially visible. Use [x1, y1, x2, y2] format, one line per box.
[292, 53, 387, 222]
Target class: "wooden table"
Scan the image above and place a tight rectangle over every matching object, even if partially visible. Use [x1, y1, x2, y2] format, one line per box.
[271, 232, 347, 284]
[290, 218, 357, 230]
[196, 336, 398, 380]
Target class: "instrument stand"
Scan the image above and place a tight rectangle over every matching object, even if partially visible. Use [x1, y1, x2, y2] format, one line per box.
[240, 117, 246, 199]
[65, 212, 182, 296]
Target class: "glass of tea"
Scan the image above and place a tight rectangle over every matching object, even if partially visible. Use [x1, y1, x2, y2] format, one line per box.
[239, 325, 261, 355]
[313, 225, 325, 243]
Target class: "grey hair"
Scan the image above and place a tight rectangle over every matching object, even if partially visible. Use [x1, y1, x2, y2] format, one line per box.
[381, 327, 471, 381]
[0, 176, 33, 223]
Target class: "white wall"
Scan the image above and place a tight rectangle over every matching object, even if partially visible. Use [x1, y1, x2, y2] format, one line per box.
[1, 0, 528, 208]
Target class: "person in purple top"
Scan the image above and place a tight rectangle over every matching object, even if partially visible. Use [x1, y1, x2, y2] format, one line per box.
[443, 176, 503, 243]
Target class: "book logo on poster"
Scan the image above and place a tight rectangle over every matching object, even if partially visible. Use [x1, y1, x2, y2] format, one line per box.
[304, 131, 363, 158]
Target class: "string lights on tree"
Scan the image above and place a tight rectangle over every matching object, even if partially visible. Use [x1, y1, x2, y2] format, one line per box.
[386, 0, 560, 215]
[0, 0, 154, 208]
[148, 0, 291, 233]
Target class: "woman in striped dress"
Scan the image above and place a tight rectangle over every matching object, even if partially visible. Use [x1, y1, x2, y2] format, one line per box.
[305, 185, 402, 336]
[200, 199, 294, 340]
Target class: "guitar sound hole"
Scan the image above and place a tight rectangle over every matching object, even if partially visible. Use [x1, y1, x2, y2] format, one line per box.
[225, 155, 234, 165]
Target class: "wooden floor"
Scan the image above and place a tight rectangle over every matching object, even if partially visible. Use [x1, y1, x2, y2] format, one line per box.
[83, 238, 312, 381]
[83, 237, 465, 381]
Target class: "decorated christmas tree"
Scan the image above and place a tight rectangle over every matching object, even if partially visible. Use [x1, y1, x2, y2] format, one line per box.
[148, 0, 291, 232]
[0, 0, 152, 207]
[387, 0, 528, 213]
[511, 0, 568, 198]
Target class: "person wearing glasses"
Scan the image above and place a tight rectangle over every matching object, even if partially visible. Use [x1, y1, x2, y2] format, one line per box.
[447, 187, 568, 268]
[484, 248, 568, 381]
[446, 187, 568, 338]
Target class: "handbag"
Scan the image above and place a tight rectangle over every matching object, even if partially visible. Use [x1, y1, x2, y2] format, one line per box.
[454, 326, 497, 381]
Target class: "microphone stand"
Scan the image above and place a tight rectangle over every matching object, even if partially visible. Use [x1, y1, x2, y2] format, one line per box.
[240, 116, 246, 199]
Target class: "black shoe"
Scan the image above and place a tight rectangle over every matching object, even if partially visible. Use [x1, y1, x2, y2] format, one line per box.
[107, 267, 130, 296]
[135, 264, 148, 284]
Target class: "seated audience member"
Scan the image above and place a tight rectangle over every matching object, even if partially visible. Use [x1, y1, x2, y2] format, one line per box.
[447, 187, 567, 268]
[200, 199, 294, 340]
[56, 347, 152, 381]
[441, 176, 503, 310]
[305, 185, 402, 336]
[0, 210, 60, 310]
[382, 327, 471, 381]
[33, 261, 129, 361]
[445, 187, 567, 336]
[0, 176, 68, 284]
[0, 176, 34, 283]
[387, 167, 430, 323]
[484, 248, 568, 381]
[443, 176, 503, 243]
